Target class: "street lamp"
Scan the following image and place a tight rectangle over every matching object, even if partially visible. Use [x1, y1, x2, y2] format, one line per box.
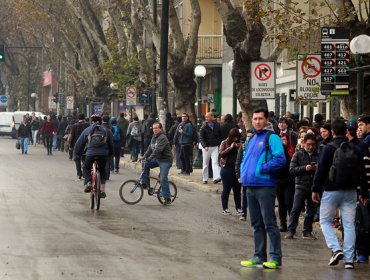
[227, 60, 237, 121]
[109, 82, 119, 118]
[194, 65, 206, 129]
[30, 92, 37, 111]
[349, 34, 370, 115]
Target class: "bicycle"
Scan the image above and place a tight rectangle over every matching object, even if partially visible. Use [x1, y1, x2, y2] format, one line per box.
[119, 160, 177, 205]
[90, 159, 101, 210]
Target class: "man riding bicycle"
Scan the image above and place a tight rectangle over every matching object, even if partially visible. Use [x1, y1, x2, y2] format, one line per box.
[142, 122, 173, 205]
[74, 114, 113, 198]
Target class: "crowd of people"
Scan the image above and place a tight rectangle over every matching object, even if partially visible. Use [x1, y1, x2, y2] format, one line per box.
[16, 108, 370, 269]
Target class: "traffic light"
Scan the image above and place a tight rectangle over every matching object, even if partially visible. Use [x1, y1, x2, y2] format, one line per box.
[0, 44, 5, 61]
[53, 92, 59, 103]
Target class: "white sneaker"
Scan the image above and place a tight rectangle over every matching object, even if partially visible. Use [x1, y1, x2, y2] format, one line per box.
[222, 209, 232, 215]
[236, 209, 244, 216]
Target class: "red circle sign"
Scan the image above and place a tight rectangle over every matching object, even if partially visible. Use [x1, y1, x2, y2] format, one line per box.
[254, 64, 272, 81]
[126, 88, 136, 98]
[301, 57, 321, 78]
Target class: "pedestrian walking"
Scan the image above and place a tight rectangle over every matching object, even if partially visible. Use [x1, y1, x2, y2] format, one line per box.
[127, 116, 142, 162]
[17, 115, 32, 155]
[239, 108, 286, 269]
[177, 113, 194, 176]
[312, 119, 369, 269]
[41, 115, 56, 155]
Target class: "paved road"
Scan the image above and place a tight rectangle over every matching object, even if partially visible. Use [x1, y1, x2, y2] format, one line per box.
[0, 137, 369, 279]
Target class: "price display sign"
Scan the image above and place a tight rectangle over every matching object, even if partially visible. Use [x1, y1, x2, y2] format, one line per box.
[321, 27, 350, 95]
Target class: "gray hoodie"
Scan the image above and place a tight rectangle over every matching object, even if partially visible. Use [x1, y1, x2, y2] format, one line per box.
[144, 132, 173, 163]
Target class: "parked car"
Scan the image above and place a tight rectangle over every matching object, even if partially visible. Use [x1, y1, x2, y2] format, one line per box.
[0, 112, 16, 138]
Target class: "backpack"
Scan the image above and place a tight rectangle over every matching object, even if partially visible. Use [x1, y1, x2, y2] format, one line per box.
[328, 142, 362, 187]
[87, 124, 107, 148]
[130, 124, 139, 137]
[113, 125, 121, 142]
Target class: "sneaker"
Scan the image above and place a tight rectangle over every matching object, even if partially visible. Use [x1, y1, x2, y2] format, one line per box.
[222, 209, 232, 215]
[99, 192, 106, 199]
[163, 198, 172, 206]
[284, 232, 294, 239]
[240, 215, 246, 221]
[235, 209, 244, 216]
[344, 262, 354, 269]
[84, 182, 92, 193]
[279, 226, 287, 232]
[203, 180, 208, 184]
[262, 260, 281, 269]
[114, 170, 119, 174]
[328, 250, 344, 266]
[240, 258, 262, 267]
[213, 178, 221, 184]
[357, 255, 369, 263]
[302, 233, 317, 240]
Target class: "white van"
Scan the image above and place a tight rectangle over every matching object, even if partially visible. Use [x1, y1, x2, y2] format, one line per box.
[0, 112, 16, 138]
[13, 111, 44, 130]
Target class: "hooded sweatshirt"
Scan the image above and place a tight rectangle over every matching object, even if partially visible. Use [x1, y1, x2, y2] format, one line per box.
[240, 123, 286, 187]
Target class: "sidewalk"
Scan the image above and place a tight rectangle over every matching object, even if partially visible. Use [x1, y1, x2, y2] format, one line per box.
[120, 156, 222, 193]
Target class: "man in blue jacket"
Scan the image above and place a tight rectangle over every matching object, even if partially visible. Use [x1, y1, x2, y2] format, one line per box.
[240, 108, 286, 269]
[177, 113, 194, 175]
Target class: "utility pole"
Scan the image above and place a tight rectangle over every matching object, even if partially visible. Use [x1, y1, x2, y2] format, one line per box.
[158, 0, 169, 128]
[152, 0, 157, 116]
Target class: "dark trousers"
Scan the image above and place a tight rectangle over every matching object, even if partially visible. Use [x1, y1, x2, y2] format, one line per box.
[241, 187, 248, 215]
[112, 143, 121, 171]
[276, 181, 295, 227]
[143, 137, 151, 156]
[83, 155, 107, 185]
[130, 139, 140, 161]
[180, 144, 193, 174]
[287, 188, 318, 234]
[74, 154, 85, 177]
[44, 134, 53, 154]
[220, 165, 241, 211]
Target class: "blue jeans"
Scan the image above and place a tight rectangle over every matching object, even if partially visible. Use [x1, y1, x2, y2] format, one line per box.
[247, 186, 282, 263]
[52, 134, 57, 150]
[142, 159, 172, 199]
[320, 189, 357, 263]
[130, 139, 140, 160]
[20, 137, 29, 153]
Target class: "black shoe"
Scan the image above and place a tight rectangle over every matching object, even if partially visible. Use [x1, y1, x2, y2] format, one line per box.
[203, 181, 208, 184]
[99, 192, 106, 199]
[328, 250, 344, 266]
[213, 178, 221, 184]
[284, 232, 294, 239]
[84, 183, 92, 193]
[163, 198, 172, 206]
[279, 227, 287, 232]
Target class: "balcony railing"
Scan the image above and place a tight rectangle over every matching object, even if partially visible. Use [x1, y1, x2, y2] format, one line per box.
[197, 35, 223, 60]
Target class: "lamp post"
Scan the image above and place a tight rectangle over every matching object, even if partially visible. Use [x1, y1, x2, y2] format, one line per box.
[109, 82, 119, 118]
[193, 65, 206, 169]
[227, 60, 237, 122]
[30, 92, 37, 111]
[349, 34, 370, 115]
[194, 65, 206, 128]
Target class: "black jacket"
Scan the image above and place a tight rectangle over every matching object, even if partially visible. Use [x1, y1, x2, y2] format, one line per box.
[199, 122, 221, 148]
[290, 148, 319, 192]
[312, 136, 368, 198]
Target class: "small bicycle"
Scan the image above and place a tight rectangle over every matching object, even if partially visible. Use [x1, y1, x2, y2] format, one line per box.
[90, 159, 102, 210]
[119, 160, 177, 205]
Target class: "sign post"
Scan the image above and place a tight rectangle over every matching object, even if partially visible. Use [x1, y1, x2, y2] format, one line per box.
[48, 96, 56, 110]
[296, 54, 325, 100]
[66, 96, 74, 110]
[0, 95, 8, 107]
[126, 87, 137, 105]
[321, 27, 350, 95]
[250, 62, 275, 99]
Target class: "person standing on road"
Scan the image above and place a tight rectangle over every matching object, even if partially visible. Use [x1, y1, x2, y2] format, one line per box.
[127, 116, 142, 162]
[117, 113, 129, 157]
[284, 133, 319, 240]
[199, 112, 222, 184]
[17, 115, 32, 155]
[178, 113, 194, 176]
[312, 119, 369, 269]
[240, 108, 286, 269]
[142, 122, 173, 206]
[30, 114, 40, 146]
[110, 117, 124, 173]
[219, 127, 242, 215]
[41, 115, 56, 155]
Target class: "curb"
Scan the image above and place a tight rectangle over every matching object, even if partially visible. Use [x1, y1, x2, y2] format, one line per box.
[120, 158, 221, 194]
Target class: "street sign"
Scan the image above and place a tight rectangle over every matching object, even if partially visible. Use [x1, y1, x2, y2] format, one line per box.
[126, 87, 137, 105]
[250, 62, 275, 99]
[0, 95, 8, 106]
[296, 54, 325, 100]
[48, 96, 56, 109]
[66, 96, 74, 110]
[321, 27, 350, 95]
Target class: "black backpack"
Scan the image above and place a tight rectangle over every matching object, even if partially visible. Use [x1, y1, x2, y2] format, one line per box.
[87, 124, 107, 148]
[328, 142, 362, 187]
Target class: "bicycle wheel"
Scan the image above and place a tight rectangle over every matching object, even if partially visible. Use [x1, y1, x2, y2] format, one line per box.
[157, 181, 177, 204]
[95, 171, 101, 210]
[119, 180, 144, 205]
